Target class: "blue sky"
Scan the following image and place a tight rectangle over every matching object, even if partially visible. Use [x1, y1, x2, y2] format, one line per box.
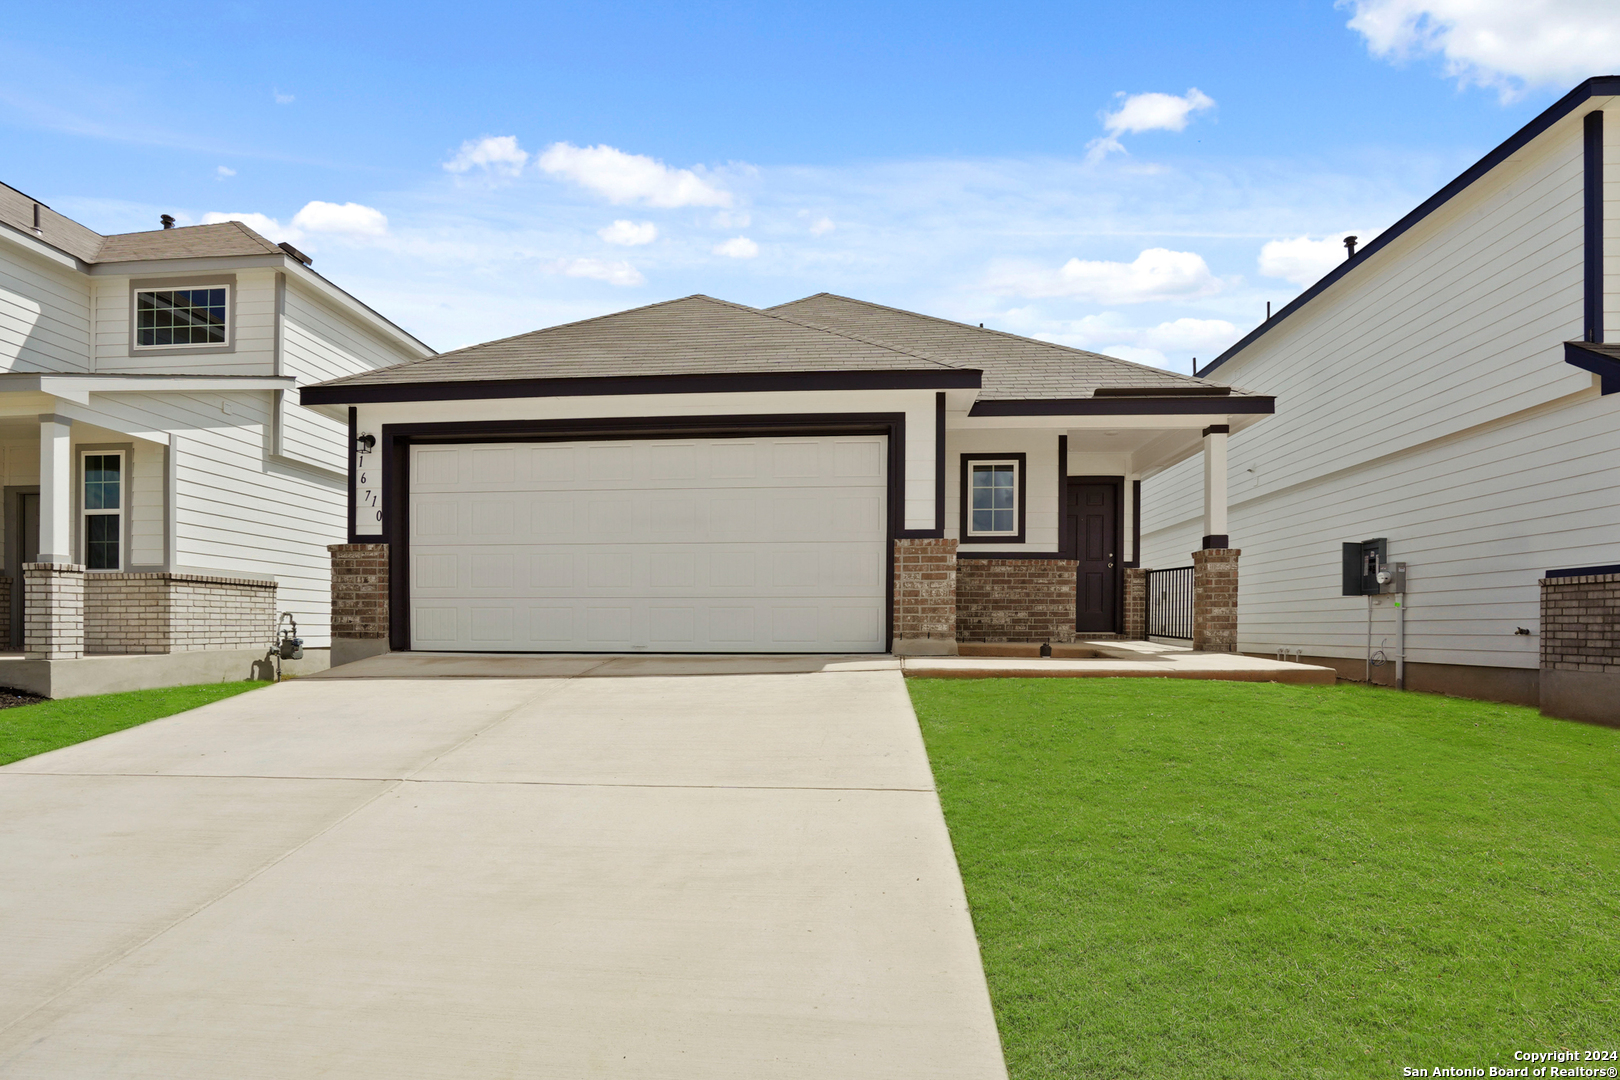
[4, 0, 1618, 365]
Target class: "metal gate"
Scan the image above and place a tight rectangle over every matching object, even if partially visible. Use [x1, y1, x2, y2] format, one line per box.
[1147, 566, 1194, 640]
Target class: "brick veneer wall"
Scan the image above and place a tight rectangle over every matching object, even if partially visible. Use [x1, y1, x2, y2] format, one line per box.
[24, 563, 85, 660]
[956, 558, 1080, 643]
[1123, 567, 1147, 640]
[83, 573, 277, 655]
[892, 538, 956, 644]
[331, 543, 390, 641]
[1540, 571, 1620, 674]
[1191, 548, 1240, 653]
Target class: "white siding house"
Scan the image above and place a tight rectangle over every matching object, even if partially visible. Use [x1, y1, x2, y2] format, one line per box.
[0, 182, 431, 694]
[1141, 77, 1620, 712]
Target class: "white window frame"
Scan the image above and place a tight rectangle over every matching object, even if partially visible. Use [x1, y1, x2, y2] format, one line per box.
[132, 283, 232, 350]
[964, 457, 1023, 539]
[81, 450, 125, 572]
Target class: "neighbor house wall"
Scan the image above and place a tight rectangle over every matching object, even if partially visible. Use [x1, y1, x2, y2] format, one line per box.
[0, 239, 92, 374]
[1143, 106, 1619, 674]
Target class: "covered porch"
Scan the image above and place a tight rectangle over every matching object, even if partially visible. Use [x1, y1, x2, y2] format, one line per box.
[894, 386, 1266, 656]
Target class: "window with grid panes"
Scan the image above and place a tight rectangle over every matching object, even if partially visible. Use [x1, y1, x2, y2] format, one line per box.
[135, 287, 228, 347]
[83, 453, 122, 570]
[969, 462, 1018, 535]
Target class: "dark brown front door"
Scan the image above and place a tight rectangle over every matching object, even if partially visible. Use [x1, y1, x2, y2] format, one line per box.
[1066, 481, 1118, 634]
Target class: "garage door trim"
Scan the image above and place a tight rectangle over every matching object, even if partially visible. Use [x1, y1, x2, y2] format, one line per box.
[376, 412, 931, 653]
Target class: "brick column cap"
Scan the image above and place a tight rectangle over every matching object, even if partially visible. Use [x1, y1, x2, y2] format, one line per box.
[23, 562, 86, 573]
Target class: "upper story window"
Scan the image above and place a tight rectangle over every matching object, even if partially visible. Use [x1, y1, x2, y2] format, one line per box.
[960, 453, 1026, 543]
[83, 452, 123, 571]
[135, 287, 229, 348]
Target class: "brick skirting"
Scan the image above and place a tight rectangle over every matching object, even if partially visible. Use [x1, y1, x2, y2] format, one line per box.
[83, 572, 278, 655]
[1538, 571, 1620, 725]
[1123, 567, 1147, 640]
[956, 558, 1080, 643]
[331, 543, 390, 641]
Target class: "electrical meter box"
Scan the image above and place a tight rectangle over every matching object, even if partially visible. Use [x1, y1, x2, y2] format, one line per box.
[1342, 538, 1406, 595]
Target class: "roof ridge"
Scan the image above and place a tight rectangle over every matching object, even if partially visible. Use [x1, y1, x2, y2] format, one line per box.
[748, 303, 969, 371]
[220, 218, 281, 254]
[773, 292, 1212, 385]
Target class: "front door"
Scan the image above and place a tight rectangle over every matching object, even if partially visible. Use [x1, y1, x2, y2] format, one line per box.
[1065, 481, 1118, 634]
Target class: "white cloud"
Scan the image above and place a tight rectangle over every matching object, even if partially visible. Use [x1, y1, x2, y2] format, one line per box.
[713, 210, 751, 228]
[597, 219, 658, 246]
[290, 200, 389, 236]
[809, 216, 836, 235]
[1258, 233, 1359, 285]
[444, 135, 529, 178]
[1087, 89, 1216, 162]
[1136, 317, 1240, 354]
[1341, 0, 1620, 99]
[201, 211, 291, 240]
[713, 236, 759, 259]
[272, 89, 294, 105]
[538, 142, 732, 207]
[215, 166, 235, 179]
[561, 258, 645, 286]
[988, 248, 1224, 303]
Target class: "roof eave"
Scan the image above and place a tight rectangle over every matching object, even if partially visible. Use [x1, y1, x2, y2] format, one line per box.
[1202, 75, 1620, 378]
[301, 368, 984, 406]
[967, 396, 1275, 417]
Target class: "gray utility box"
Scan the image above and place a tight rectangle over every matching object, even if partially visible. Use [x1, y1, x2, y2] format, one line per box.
[1342, 538, 1407, 595]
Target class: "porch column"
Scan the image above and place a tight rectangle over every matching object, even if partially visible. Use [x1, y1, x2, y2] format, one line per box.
[38, 414, 73, 564]
[1193, 423, 1239, 652]
[1201, 424, 1229, 549]
[26, 415, 84, 660]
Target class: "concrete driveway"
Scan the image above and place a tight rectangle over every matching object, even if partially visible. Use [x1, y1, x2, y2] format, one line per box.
[0, 658, 1007, 1079]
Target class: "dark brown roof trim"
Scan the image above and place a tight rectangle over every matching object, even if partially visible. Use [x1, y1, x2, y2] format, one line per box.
[1203, 75, 1620, 378]
[302, 367, 982, 405]
[1092, 385, 1230, 397]
[969, 396, 1273, 417]
[1564, 340, 1620, 394]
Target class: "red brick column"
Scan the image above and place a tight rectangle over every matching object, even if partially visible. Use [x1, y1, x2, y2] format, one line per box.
[1123, 567, 1149, 640]
[330, 544, 390, 665]
[892, 538, 957, 655]
[1191, 548, 1239, 653]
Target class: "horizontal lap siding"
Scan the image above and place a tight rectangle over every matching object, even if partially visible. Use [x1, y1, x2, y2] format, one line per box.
[281, 284, 415, 474]
[82, 392, 344, 646]
[94, 269, 278, 374]
[0, 250, 91, 373]
[1143, 114, 1611, 671]
[945, 428, 1059, 550]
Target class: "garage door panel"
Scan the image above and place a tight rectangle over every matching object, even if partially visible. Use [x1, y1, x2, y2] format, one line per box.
[409, 438, 887, 652]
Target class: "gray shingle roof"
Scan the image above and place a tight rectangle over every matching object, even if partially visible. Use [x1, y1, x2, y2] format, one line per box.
[0, 182, 285, 265]
[767, 293, 1255, 400]
[94, 221, 283, 262]
[310, 294, 972, 388]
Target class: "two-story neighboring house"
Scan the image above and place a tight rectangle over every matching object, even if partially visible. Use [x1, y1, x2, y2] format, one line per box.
[1139, 77, 1620, 724]
[0, 182, 432, 696]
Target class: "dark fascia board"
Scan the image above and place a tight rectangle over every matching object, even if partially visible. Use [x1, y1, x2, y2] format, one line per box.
[302, 367, 982, 405]
[1563, 341, 1620, 394]
[1545, 563, 1620, 579]
[969, 396, 1274, 417]
[1202, 75, 1620, 378]
[1092, 385, 1229, 397]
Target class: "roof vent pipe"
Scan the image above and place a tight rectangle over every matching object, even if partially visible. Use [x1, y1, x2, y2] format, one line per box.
[160, 214, 175, 229]
[1343, 234, 1358, 259]
[31, 203, 41, 234]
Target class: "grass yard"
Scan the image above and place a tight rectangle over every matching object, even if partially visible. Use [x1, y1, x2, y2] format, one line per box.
[908, 679, 1620, 1080]
[0, 682, 268, 766]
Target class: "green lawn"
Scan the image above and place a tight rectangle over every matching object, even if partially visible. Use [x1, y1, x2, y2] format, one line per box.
[0, 682, 268, 766]
[908, 678, 1620, 1080]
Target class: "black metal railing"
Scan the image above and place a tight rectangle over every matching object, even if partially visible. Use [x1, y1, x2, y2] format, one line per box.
[1147, 566, 1195, 640]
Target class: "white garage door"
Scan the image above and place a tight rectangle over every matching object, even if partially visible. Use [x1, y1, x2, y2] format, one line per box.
[408, 436, 888, 653]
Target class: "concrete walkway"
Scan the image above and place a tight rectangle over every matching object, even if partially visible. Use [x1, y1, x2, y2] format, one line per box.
[0, 670, 1007, 1079]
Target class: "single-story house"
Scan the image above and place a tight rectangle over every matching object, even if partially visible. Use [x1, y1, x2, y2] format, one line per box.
[0, 183, 432, 696]
[301, 293, 1274, 662]
[1140, 76, 1620, 724]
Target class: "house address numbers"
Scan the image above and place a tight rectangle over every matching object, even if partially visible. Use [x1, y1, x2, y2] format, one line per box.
[355, 439, 382, 535]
